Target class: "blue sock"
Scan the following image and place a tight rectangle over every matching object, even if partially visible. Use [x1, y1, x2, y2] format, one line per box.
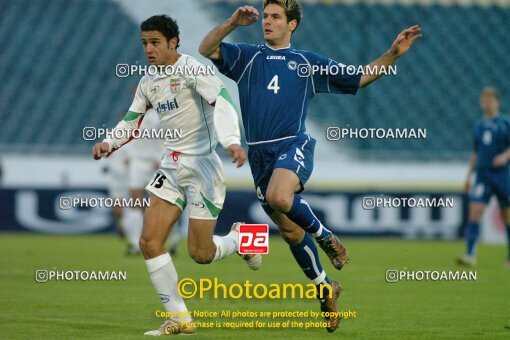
[465, 221, 480, 256]
[290, 233, 331, 301]
[506, 225, 510, 260]
[286, 194, 332, 240]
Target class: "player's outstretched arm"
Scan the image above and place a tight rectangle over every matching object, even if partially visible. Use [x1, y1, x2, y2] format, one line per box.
[359, 25, 422, 88]
[199, 6, 259, 60]
[91, 111, 144, 160]
[212, 87, 246, 167]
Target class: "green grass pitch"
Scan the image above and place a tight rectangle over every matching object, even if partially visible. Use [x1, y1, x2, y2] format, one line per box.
[0, 233, 509, 339]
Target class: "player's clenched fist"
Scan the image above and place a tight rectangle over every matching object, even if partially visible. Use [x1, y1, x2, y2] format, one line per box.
[92, 142, 110, 160]
[229, 6, 259, 27]
[227, 144, 247, 168]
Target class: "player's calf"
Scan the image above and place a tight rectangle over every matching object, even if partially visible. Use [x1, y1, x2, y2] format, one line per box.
[141, 195, 182, 260]
[188, 245, 215, 264]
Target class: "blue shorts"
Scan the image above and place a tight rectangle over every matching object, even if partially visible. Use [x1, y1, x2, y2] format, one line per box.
[469, 169, 510, 207]
[248, 134, 316, 214]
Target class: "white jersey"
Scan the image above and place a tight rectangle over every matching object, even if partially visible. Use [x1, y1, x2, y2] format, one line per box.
[103, 54, 241, 162]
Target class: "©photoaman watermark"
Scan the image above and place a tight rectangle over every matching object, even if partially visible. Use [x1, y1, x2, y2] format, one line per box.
[177, 278, 332, 299]
[35, 269, 127, 283]
[362, 196, 454, 210]
[385, 269, 476, 283]
[83, 127, 183, 141]
[326, 127, 427, 141]
[59, 196, 150, 210]
[296, 64, 397, 78]
[115, 63, 215, 78]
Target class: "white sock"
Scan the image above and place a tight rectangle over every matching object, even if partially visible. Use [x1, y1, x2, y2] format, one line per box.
[145, 253, 192, 323]
[212, 231, 238, 262]
[122, 208, 144, 250]
[313, 223, 332, 239]
[313, 224, 324, 238]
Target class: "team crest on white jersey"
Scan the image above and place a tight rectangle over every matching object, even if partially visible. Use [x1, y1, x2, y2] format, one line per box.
[170, 78, 181, 93]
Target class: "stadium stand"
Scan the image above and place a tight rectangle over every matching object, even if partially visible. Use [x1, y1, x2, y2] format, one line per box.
[206, 0, 510, 160]
[0, 0, 144, 153]
[0, 0, 508, 160]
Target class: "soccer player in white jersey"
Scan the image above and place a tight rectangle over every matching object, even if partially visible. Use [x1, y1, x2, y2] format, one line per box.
[92, 15, 261, 336]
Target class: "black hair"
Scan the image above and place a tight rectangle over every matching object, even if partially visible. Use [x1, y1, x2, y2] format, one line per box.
[140, 15, 180, 48]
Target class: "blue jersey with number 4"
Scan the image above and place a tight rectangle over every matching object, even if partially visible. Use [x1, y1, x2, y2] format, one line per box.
[212, 43, 361, 144]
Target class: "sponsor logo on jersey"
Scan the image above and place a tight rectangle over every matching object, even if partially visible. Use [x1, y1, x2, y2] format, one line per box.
[266, 55, 286, 60]
[150, 86, 159, 93]
[156, 98, 179, 113]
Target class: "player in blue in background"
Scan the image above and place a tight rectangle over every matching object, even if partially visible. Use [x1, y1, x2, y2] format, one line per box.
[458, 87, 510, 268]
[200, 0, 421, 331]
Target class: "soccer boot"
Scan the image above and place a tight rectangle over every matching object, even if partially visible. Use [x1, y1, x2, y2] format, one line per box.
[317, 234, 349, 270]
[144, 318, 196, 336]
[456, 254, 476, 267]
[320, 280, 342, 333]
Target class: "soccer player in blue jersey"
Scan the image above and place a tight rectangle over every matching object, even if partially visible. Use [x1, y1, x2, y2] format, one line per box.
[458, 87, 510, 268]
[200, 0, 421, 331]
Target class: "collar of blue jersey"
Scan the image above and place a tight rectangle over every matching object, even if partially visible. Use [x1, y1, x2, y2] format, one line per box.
[264, 43, 291, 51]
[483, 112, 501, 122]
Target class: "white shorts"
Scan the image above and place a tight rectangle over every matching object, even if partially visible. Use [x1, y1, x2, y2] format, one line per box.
[145, 151, 225, 220]
[129, 158, 157, 190]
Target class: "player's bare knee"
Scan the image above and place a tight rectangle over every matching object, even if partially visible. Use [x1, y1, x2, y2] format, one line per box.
[139, 237, 163, 258]
[266, 191, 292, 212]
[188, 248, 213, 264]
[468, 210, 483, 222]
